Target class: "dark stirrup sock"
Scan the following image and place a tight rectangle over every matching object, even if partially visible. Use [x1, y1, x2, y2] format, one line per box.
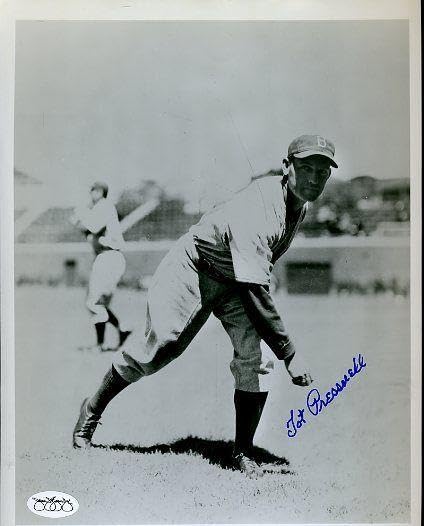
[119, 330, 132, 346]
[233, 389, 269, 456]
[88, 366, 130, 415]
[94, 322, 106, 346]
[104, 307, 131, 346]
[105, 307, 120, 329]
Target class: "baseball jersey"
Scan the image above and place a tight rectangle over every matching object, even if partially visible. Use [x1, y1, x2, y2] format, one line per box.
[190, 176, 306, 286]
[77, 198, 125, 255]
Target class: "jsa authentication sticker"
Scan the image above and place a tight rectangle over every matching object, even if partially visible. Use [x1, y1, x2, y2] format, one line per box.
[27, 491, 79, 518]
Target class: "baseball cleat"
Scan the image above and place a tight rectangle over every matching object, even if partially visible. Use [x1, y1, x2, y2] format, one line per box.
[233, 453, 264, 478]
[72, 398, 101, 449]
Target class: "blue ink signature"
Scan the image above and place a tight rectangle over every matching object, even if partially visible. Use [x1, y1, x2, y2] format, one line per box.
[286, 353, 366, 438]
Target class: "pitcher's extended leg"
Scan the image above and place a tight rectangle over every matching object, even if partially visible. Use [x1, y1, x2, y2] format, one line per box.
[73, 248, 228, 448]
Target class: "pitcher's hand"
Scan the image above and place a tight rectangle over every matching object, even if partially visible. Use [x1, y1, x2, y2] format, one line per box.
[284, 353, 313, 386]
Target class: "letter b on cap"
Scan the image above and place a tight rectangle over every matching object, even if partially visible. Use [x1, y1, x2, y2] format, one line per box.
[317, 136, 327, 148]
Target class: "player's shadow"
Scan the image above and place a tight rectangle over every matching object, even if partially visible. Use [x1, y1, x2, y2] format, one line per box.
[96, 436, 290, 473]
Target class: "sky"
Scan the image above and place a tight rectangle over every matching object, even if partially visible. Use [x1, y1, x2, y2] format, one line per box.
[14, 20, 409, 210]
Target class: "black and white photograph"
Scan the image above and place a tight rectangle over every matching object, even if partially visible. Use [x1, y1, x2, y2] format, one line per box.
[0, 1, 421, 525]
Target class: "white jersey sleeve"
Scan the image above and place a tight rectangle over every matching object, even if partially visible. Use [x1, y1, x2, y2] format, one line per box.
[228, 182, 280, 285]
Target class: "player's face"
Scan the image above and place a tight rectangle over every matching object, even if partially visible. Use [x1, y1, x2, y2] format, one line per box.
[90, 188, 103, 204]
[288, 155, 331, 202]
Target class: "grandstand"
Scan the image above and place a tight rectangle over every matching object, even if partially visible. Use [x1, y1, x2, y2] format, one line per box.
[15, 168, 410, 244]
[14, 169, 410, 295]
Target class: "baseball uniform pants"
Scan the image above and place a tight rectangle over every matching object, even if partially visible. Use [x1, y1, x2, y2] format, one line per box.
[113, 235, 275, 392]
[86, 250, 126, 324]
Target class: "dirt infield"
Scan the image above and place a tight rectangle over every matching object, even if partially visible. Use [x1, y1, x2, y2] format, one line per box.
[15, 287, 410, 524]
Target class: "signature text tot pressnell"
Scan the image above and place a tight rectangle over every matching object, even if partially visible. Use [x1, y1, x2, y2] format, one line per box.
[285, 353, 366, 438]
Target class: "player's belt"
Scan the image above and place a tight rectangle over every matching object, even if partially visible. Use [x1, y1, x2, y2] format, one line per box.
[100, 246, 120, 253]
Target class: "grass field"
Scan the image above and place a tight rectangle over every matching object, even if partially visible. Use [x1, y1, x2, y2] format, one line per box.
[15, 286, 410, 524]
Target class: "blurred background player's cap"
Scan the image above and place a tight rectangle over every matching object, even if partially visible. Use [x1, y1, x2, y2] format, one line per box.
[288, 135, 338, 168]
[90, 181, 109, 197]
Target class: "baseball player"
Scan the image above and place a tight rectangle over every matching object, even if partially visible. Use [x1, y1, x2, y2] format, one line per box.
[73, 135, 338, 476]
[71, 182, 131, 352]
